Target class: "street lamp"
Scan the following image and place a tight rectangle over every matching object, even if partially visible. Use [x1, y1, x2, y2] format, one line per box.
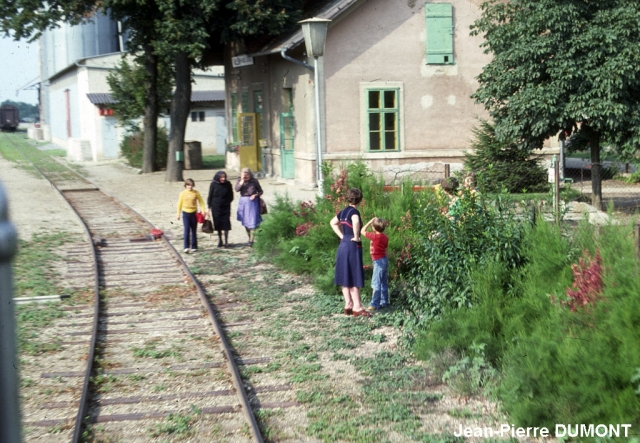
[299, 17, 331, 196]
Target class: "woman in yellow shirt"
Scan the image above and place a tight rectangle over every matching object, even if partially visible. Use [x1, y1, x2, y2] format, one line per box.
[176, 178, 206, 253]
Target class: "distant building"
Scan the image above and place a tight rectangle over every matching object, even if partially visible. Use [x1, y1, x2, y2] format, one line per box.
[37, 15, 225, 161]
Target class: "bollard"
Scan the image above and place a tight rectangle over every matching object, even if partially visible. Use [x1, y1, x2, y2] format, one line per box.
[444, 164, 450, 179]
[0, 180, 21, 443]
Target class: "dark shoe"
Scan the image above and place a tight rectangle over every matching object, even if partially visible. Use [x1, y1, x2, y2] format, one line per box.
[217, 240, 223, 248]
[344, 308, 353, 316]
[352, 310, 372, 318]
[248, 241, 254, 247]
[224, 242, 229, 248]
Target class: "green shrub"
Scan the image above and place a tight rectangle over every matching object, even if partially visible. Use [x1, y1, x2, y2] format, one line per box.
[465, 119, 548, 193]
[399, 189, 527, 337]
[255, 162, 421, 298]
[623, 170, 640, 184]
[416, 219, 640, 432]
[120, 127, 169, 170]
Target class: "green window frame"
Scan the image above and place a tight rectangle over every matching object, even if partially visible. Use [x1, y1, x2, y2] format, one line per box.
[366, 88, 400, 152]
[241, 91, 249, 112]
[425, 3, 454, 65]
[253, 90, 264, 139]
[231, 92, 238, 142]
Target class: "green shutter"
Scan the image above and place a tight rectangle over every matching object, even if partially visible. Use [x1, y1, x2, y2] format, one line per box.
[425, 3, 454, 64]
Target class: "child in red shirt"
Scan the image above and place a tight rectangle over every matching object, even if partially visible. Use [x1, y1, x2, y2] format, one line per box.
[361, 217, 389, 311]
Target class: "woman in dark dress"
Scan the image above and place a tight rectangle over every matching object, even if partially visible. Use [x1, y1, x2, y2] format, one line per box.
[207, 171, 234, 248]
[330, 188, 371, 318]
[234, 167, 263, 247]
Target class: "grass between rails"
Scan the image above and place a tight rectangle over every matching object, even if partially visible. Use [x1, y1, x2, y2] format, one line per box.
[0, 131, 87, 177]
[191, 248, 485, 442]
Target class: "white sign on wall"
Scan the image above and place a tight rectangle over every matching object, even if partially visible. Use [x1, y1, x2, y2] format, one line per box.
[232, 55, 254, 68]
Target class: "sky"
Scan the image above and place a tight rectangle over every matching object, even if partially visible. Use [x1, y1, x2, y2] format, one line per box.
[0, 37, 40, 105]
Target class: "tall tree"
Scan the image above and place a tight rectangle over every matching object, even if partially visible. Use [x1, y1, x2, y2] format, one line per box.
[0, 0, 165, 174]
[471, 0, 640, 209]
[106, 57, 173, 132]
[107, 1, 166, 173]
[154, 0, 304, 181]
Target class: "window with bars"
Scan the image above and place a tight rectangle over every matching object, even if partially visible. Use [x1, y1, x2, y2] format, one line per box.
[366, 89, 400, 151]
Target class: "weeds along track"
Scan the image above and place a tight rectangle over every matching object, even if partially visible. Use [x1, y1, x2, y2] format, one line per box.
[6, 135, 263, 442]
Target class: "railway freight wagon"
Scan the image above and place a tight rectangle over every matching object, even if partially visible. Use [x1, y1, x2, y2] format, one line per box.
[0, 105, 19, 131]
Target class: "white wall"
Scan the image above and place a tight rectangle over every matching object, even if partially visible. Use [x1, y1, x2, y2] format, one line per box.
[185, 108, 226, 155]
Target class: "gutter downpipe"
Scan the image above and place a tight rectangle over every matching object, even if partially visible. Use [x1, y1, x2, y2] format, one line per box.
[0, 181, 21, 443]
[280, 49, 314, 72]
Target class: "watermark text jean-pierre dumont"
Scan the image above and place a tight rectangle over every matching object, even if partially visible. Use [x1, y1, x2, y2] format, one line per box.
[454, 423, 632, 439]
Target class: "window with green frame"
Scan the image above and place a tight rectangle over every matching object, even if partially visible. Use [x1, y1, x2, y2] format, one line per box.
[366, 89, 400, 151]
[231, 92, 238, 142]
[253, 90, 263, 138]
[241, 91, 249, 112]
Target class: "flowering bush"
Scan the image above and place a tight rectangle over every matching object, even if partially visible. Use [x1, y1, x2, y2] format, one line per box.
[295, 221, 313, 237]
[564, 249, 603, 311]
[324, 168, 349, 212]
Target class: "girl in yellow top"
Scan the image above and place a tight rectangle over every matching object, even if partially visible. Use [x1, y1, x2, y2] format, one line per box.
[176, 178, 206, 253]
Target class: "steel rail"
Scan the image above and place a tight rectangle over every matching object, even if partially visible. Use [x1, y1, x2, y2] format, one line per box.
[90, 176, 264, 443]
[5, 134, 263, 443]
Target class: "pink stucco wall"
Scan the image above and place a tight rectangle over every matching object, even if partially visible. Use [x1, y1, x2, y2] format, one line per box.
[324, 0, 491, 156]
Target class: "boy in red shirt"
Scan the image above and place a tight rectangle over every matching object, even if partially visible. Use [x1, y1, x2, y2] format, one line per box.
[361, 217, 389, 311]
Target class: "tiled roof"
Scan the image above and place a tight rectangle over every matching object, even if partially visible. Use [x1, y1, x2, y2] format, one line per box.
[191, 90, 225, 102]
[86, 93, 118, 105]
[248, 0, 361, 56]
[86, 90, 225, 105]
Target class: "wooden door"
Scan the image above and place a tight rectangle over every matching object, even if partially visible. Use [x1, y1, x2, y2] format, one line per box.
[239, 113, 260, 171]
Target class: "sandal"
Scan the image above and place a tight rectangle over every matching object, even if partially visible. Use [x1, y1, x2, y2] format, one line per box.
[352, 310, 372, 318]
[344, 308, 353, 316]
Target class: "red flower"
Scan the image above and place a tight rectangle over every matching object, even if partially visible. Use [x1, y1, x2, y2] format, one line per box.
[563, 249, 603, 311]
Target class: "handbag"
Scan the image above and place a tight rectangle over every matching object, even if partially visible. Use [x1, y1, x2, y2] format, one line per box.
[259, 198, 268, 215]
[201, 218, 214, 234]
[195, 211, 205, 224]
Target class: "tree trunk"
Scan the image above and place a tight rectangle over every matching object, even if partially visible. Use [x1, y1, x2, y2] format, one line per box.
[588, 129, 603, 210]
[165, 52, 191, 182]
[142, 46, 158, 173]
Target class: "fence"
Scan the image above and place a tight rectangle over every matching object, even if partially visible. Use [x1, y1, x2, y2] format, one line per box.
[562, 158, 640, 214]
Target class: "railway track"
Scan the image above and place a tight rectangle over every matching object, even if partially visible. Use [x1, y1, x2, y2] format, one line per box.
[6, 134, 264, 442]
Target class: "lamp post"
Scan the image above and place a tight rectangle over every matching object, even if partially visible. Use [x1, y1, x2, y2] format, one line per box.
[299, 17, 331, 196]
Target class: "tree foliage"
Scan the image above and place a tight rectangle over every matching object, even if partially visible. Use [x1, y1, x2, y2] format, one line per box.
[471, 0, 640, 207]
[465, 119, 548, 193]
[0, 0, 305, 179]
[106, 58, 173, 132]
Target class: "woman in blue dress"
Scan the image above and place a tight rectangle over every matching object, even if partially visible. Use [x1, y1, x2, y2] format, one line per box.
[330, 188, 371, 318]
[235, 167, 263, 247]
